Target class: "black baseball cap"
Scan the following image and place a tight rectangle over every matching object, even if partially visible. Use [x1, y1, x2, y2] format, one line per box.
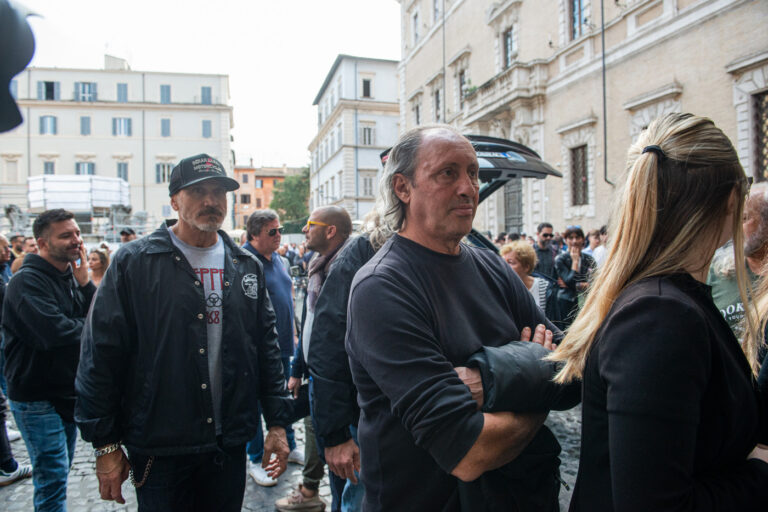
[168, 154, 239, 196]
[120, 228, 135, 236]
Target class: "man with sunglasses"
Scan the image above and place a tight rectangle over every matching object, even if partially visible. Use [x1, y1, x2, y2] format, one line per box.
[533, 222, 557, 279]
[243, 210, 303, 486]
[76, 154, 293, 510]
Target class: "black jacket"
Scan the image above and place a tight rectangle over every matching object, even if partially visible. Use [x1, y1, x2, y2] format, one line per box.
[2, 254, 96, 421]
[75, 221, 291, 455]
[307, 234, 374, 447]
[554, 252, 595, 304]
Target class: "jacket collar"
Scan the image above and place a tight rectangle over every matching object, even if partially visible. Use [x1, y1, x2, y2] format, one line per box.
[145, 219, 246, 257]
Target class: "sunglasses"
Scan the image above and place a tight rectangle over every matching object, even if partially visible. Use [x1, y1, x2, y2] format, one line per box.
[541, 233, 554, 238]
[267, 226, 284, 237]
[305, 220, 329, 229]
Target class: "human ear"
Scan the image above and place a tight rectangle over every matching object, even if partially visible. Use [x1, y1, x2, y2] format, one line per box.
[393, 174, 411, 204]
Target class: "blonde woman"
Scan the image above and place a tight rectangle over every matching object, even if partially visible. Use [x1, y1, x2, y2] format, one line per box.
[501, 241, 547, 310]
[87, 248, 109, 287]
[551, 113, 768, 510]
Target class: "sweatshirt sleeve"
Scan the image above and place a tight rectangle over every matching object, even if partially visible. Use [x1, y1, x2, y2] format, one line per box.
[13, 273, 87, 350]
[599, 295, 768, 511]
[346, 273, 484, 473]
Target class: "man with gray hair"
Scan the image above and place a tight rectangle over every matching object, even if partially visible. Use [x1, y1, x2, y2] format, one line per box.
[243, 209, 303, 486]
[346, 125, 575, 510]
[744, 181, 768, 275]
[707, 181, 767, 337]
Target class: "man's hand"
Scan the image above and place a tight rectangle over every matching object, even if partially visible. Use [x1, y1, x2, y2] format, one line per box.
[325, 438, 361, 483]
[263, 426, 290, 479]
[455, 366, 484, 409]
[73, 243, 90, 287]
[557, 277, 566, 289]
[520, 324, 556, 351]
[95, 448, 130, 504]
[287, 376, 301, 399]
[749, 444, 768, 464]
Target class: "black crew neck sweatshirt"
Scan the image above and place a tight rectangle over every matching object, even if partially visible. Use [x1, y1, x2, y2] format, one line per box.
[346, 234, 559, 512]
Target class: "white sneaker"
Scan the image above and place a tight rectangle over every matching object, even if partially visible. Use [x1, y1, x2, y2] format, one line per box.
[6, 428, 21, 442]
[287, 447, 304, 465]
[248, 460, 277, 487]
[0, 463, 32, 487]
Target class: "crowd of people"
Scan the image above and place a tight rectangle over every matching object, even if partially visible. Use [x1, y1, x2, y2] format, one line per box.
[0, 114, 767, 512]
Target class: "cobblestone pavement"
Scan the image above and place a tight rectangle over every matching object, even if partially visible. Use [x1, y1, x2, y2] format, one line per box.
[1, 408, 582, 511]
[0, 417, 331, 511]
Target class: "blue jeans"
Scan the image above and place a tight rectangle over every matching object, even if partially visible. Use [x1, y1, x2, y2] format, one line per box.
[309, 378, 346, 512]
[130, 443, 246, 512]
[10, 400, 77, 512]
[246, 355, 296, 462]
[341, 425, 364, 512]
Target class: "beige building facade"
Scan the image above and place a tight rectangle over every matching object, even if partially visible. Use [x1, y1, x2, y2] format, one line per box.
[397, 0, 768, 235]
[308, 55, 400, 221]
[0, 56, 234, 231]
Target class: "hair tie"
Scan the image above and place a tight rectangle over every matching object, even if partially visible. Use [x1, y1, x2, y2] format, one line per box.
[642, 145, 666, 160]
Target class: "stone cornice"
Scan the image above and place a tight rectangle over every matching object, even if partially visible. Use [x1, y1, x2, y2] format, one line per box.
[556, 115, 598, 134]
[725, 50, 768, 75]
[622, 82, 683, 110]
[16, 99, 232, 112]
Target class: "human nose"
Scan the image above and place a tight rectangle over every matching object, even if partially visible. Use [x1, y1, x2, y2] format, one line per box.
[457, 170, 478, 197]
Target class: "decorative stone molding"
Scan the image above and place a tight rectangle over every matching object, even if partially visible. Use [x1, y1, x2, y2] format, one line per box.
[628, 98, 681, 142]
[558, 117, 597, 219]
[74, 153, 97, 161]
[111, 153, 133, 162]
[623, 82, 682, 141]
[556, 115, 597, 134]
[729, 53, 768, 177]
[1, 152, 23, 161]
[622, 81, 682, 110]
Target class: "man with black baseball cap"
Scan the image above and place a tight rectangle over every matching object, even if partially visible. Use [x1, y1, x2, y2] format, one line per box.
[76, 154, 293, 510]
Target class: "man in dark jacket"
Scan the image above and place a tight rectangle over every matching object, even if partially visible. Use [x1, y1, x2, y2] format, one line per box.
[276, 205, 352, 511]
[533, 222, 557, 279]
[2, 209, 94, 510]
[75, 154, 293, 511]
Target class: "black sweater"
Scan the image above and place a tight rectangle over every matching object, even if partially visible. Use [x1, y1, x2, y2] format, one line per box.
[347, 235, 560, 512]
[2, 254, 95, 420]
[570, 273, 768, 511]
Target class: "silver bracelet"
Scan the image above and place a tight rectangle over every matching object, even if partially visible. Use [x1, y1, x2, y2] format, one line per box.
[94, 442, 121, 458]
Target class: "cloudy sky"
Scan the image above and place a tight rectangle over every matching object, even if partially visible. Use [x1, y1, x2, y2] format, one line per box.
[18, 0, 402, 167]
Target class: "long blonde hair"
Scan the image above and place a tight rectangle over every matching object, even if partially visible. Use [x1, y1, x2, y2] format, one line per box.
[550, 113, 757, 382]
[743, 261, 768, 358]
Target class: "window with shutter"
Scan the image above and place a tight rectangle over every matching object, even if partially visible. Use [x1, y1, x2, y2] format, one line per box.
[117, 83, 128, 103]
[80, 116, 91, 136]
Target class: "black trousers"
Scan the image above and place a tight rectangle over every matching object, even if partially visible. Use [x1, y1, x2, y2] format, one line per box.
[129, 443, 246, 512]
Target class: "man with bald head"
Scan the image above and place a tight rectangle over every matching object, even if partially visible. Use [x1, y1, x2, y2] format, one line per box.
[275, 205, 353, 511]
[345, 125, 571, 510]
